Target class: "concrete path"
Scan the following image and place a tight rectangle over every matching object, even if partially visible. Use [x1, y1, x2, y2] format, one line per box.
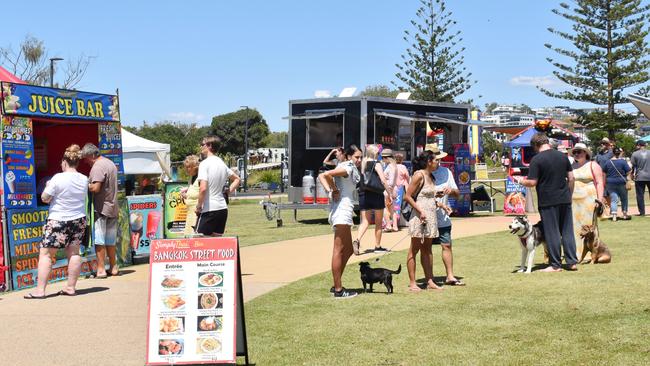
[14, 209, 633, 366]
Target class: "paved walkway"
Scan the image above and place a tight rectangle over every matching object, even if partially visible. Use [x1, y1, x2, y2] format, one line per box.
[1, 211, 588, 366]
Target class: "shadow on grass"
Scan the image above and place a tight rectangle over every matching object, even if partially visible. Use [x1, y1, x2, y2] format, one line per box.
[297, 218, 330, 225]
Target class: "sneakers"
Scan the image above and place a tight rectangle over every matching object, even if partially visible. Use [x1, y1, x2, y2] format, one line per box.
[352, 239, 361, 255]
[374, 246, 390, 252]
[333, 288, 358, 299]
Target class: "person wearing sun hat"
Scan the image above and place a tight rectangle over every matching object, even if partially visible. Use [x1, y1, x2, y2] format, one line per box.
[380, 148, 399, 232]
[570, 142, 605, 259]
[423, 143, 464, 286]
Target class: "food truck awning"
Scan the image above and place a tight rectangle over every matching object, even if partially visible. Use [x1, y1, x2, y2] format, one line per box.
[283, 109, 345, 120]
[374, 111, 469, 126]
[629, 94, 650, 120]
[121, 128, 171, 177]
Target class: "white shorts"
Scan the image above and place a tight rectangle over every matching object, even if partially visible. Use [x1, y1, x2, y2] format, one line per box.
[329, 200, 354, 228]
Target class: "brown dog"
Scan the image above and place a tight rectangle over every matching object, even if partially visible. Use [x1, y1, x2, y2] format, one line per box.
[579, 224, 611, 264]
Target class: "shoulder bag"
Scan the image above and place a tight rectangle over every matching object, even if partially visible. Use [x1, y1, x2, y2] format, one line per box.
[609, 160, 632, 191]
[401, 171, 425, 221]
[360, 161, 384, 193]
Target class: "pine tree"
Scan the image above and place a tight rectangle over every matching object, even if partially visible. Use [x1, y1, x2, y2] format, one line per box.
[393, 0, 475, 102]
[540, 0, 650, 138]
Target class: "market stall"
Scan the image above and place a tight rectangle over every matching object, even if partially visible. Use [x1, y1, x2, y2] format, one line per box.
[502, 120, 578, 214]
[120, 129, 173, 260]
[1, 76, 128, 291]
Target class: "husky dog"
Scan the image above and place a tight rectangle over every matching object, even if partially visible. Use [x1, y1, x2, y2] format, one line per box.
[508, 216, 548, 273]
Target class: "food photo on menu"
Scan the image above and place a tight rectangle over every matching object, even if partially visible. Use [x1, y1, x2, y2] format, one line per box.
[196, 337, 222, 355]
[197, 315, 223, 332]
[198, 272, 224, 288]
[162, 294, 186, 311]
[198, 293, 223, 310]
[158, 339, 184, 356]
[161, 275, 184, 289]
[159, 316, 185, 334]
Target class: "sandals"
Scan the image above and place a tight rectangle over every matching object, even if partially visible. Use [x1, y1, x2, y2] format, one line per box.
[352, 239, 361, 256]
[86, 272, 108, 279]
[57, 290, 76, 296]
[23, 293, 46, 300]
[444, 279, 466, 286]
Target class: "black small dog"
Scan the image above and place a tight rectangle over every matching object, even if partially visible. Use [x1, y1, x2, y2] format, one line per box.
[359, 261, 401, 293]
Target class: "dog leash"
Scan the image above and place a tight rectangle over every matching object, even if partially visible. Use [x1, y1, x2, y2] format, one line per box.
[372, 231, 412, 263]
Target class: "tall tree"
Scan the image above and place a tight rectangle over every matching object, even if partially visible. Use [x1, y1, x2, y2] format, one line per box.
[359, 84, 400, 98]
[393, 0, 475, 102]
[262, 131, 288, 148]
[0, 35, 93, 88]
[124, 122, 210, 163]
[211, 109, 270, 155]
[540, 0, 650, 138]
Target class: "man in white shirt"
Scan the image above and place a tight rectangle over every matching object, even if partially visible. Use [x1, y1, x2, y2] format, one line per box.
[195, 135, 241, 236]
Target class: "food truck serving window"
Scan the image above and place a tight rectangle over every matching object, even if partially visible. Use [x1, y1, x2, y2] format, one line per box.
[305, 110, 344, 149]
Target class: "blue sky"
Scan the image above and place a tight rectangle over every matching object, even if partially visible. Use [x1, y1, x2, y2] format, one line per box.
[2, 0, 643, 131]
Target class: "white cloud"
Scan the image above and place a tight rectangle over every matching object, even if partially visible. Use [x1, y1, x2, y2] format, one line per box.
[314, 90, 331, 98]
[167, 112, 206, 123]
[509, 75, 559, 88]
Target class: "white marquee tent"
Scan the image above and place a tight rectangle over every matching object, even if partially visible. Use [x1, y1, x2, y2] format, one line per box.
[121, 128, 171, 178]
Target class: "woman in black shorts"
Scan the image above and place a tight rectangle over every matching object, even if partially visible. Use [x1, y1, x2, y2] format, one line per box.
[354, 144, 393, 254]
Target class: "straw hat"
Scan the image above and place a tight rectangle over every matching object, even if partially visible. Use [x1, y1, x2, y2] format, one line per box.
[425, 143, 448, 160]
[600, 137, 611, 145]
[381, 148, 393, 157]
[571, 142, 592, 159]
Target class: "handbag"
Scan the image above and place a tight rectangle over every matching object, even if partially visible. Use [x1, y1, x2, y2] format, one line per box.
[609, 160, 632, 191]
[360, 161, 384, 193]
[401, 172, 424, 221]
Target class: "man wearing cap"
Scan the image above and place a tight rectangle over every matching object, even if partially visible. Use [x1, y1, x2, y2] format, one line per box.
[514, 133, 578, 272]
[425, 144, 463, 285]
[596, 138, 614, 168]
[631, 140, 650, 216]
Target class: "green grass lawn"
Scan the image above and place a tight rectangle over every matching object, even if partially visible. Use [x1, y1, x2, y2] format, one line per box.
[243, 217, 650, 365]
[224, 199, 334, 247]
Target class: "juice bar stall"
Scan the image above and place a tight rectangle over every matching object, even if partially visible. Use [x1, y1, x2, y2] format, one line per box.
[0, 81, 127, 291]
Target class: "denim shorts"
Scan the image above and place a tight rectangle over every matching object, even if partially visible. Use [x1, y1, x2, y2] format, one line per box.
[94, 215, 118, 246]
[432, 226, 452, 245]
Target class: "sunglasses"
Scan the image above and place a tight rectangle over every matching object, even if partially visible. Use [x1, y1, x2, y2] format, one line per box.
[572, 150, 585, 156]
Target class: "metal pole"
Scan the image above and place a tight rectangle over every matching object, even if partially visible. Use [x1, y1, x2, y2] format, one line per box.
[49, 58, 63, 88]
[243, 119, 249, 192]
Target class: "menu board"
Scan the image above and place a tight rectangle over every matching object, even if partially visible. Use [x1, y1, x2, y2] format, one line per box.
[1, 116, 36, 209]
[504, 175, 526, 215]
[98, 121, 125, 186]
[448, 143, 472, 216]
[127, 195, 164, 256]
[164, 182, 188, 239]
[7, 207, 98, 290]
[146, 237, 238, 365]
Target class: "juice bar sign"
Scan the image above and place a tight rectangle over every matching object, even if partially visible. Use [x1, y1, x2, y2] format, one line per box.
[1, 82, 120, 122]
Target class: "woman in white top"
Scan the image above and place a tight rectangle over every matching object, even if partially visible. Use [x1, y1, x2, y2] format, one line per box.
[318, 145, 362, 299]
[25, 145, 88, 299]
